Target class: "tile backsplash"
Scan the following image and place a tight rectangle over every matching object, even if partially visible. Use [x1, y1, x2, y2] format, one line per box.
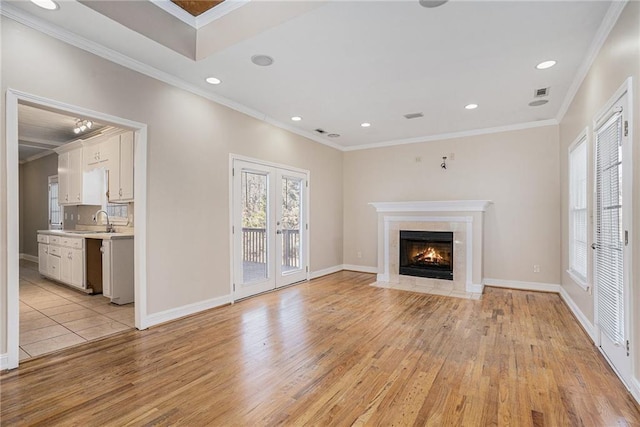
[63, 203, 134, 233]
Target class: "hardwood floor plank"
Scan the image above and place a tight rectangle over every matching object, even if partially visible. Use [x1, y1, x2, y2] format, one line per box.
[2, 272, 639, 426]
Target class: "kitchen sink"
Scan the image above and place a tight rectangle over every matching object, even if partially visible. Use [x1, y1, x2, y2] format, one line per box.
[62, 230, 107, 234]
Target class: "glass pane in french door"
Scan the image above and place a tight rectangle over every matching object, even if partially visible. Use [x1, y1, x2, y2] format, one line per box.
[241, 170, 268, 284]
[281, 176, 302, 274]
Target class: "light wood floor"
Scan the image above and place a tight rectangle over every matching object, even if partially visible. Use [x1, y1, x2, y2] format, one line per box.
[2, 271, 639, 426]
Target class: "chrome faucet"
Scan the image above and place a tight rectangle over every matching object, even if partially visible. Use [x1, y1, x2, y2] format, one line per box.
[95, 210, 114, 233]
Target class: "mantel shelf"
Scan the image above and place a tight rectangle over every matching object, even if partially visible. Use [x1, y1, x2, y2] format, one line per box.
[369, 200, 493, 213]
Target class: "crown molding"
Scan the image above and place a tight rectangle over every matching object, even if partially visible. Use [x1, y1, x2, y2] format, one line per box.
[149, 0, 250, 29]
[342, 119, 558, 152]
[19, 149, 56, 165]
[0, 3, 342, 152]
[555, 0, 628, 123]
[196, 0, 251, 28]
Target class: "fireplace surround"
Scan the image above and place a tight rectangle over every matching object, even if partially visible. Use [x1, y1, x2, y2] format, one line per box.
[370, 200, 491, 297]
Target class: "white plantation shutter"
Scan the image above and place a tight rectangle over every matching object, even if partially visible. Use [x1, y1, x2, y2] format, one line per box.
[568, 138, 587, 282]
[595, 112, 624, 345]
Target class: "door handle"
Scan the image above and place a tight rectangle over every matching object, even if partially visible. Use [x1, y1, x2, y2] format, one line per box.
[591, 243, 597, 250]
[276, 230, 282, 235]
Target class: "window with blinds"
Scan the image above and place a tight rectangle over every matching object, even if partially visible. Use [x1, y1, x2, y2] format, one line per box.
[568, 136, 587, 285]
[595, 111, 624, 345]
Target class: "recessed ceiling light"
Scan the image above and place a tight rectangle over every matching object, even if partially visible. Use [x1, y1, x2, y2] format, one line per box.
[251, 55, 274, 67]
[529, 100, 549, 107]
[536, 60, 556, 70]
[465, 104, 478, 110]
[419, 0, 448, 8]
[361, 122, 371, 128]
[205, 77, 221, 85]
[291, 116, 302, 121]
[30, 0, 58, 10]
[327, 133, 340, 138]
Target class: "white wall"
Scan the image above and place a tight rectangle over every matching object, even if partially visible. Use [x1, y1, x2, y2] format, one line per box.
[343, 125, 561, 285]
[1, 17, 344, 354]
[558, 0, 640, 390]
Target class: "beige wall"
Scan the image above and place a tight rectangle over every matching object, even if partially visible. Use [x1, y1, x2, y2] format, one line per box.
[1, 17, 343, 353]
[343, 125, 561, 285]
[19, 154, 59, 257]
[559, 1, 640, 379]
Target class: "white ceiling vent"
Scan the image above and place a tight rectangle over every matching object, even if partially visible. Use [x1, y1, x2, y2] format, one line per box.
[534, 87, 550, 98]
[404, 112, 424, 119]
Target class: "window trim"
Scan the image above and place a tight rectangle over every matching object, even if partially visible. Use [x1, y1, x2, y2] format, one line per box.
[567, 127, 589, 291]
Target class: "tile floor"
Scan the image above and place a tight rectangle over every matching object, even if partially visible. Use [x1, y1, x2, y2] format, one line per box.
[19, 259, 134, 361]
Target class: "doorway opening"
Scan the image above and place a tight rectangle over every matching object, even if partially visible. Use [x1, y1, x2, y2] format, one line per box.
[4, 89, 148, 370]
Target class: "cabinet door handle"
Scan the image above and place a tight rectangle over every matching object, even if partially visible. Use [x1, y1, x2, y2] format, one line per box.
[119, 188, 122, 196]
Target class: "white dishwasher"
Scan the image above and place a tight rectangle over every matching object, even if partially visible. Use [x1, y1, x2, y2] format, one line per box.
[101, 238, 134, 305]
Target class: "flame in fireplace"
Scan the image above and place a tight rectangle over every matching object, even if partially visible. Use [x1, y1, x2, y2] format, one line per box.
[412, 247, 444, 264]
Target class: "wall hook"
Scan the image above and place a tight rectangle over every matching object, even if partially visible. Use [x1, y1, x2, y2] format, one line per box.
[441, 156, 447, 170]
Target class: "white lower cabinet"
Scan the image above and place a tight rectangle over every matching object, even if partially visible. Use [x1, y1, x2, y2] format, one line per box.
[61, 248, 84, 289]
[101, 239, 134, 304]
[48, 253, 61, 280]
[38, 232, 85, 290]
[38, 243, 49, 275]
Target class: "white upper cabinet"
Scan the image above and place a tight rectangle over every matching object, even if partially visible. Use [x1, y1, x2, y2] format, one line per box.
[83, 134, 116, 171]
[108, 131, 134, 202]
[57, 144, 103, 206]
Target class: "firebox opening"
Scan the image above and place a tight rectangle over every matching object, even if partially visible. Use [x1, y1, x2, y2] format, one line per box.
[399, 230, 453, 280]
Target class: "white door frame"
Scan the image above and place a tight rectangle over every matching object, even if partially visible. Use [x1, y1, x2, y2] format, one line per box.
[591, 77, 634, 387]
[228, 154, 310, 302]
[3, 88, 149, 370]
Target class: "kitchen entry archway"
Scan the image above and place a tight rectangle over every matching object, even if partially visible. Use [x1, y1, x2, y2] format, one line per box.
[231, 157, 309, 300]
[4, 89, 148, 370]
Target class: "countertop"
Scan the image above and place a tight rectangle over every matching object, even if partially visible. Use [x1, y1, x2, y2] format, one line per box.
[38, 229, 134, 240]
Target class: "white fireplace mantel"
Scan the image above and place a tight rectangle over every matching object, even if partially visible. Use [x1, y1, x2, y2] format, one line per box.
[369, 200, 492, 213]
[371, 200, 492, 296]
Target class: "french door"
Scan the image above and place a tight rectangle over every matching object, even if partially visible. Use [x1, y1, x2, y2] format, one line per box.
[594, 91, 631, 386]
[232, 159, 308, 300]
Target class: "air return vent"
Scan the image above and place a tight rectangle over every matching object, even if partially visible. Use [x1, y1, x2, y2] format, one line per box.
[404, 112, 424, 119]
[534, 87, 550, 98]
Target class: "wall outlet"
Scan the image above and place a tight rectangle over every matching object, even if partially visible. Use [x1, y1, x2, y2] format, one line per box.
[64, 213, 68, 220]
[533, 265, 540, 273]
[357, 251, 362, 259]
[415, 156, 422, 163]
[449, 152, 455, 161]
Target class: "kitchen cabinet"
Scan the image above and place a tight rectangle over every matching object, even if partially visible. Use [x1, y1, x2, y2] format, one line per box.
[38, 243, 49, 275]
[108, 131, 134, 202]
[60, 247, 84, 289]
[38, 232, 86, 291]
[84, 134, 116, 170]
[101, 238, 134, 304]
[58, 144, 103, 206]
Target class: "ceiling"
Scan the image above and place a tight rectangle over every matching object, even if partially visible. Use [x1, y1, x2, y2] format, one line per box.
[5, 0, 617, 151]
[18, 104, 107, 163]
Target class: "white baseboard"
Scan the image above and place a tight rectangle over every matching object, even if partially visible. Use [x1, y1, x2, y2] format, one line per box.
[0, 353, 9, 370]
[20, 253, 38, 263]
[309, 265, 343, 280]
[140, 294, 231, 329]
[483, 278, 560, 293]
[309, 264, 378, 280]
[342, 264, 378, 274]
[631, 377, 640, 406]
[558, 286, 596, 342]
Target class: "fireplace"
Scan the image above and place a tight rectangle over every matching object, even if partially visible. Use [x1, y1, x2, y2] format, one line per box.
[399, 230, 454, 280]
